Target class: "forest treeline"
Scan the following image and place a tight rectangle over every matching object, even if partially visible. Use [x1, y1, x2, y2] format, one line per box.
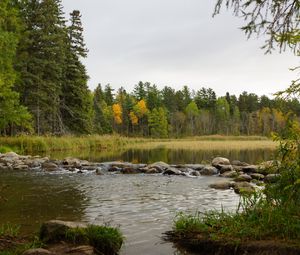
[1, 0, 300, 138]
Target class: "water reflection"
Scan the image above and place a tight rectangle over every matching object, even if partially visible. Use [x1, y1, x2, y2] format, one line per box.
[48, 148, 275, 165]
[0, 171, 87, 233]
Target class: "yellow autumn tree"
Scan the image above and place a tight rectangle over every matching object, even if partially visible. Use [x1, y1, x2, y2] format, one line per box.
[134, 99, 148, 117]
[129, 111, 138, 125]
[112, 103, 122, 125]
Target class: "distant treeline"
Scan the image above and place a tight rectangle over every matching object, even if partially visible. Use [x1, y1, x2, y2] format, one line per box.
[1, 0, 300, 137]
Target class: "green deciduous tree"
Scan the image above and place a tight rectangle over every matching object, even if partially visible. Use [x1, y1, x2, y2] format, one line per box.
[0, 0, 31, 135]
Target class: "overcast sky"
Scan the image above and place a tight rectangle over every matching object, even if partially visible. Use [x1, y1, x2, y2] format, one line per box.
[62, 0, 299, 97]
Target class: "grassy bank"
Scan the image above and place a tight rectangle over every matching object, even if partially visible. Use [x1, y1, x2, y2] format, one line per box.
[0, 135, 276, 154]
[0, 135, 147, 154]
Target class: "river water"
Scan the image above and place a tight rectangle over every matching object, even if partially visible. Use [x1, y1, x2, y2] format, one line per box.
[0, 148, 275, 254]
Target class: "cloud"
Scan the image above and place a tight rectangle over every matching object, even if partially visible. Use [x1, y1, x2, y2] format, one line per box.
[62, 0, 299, 96]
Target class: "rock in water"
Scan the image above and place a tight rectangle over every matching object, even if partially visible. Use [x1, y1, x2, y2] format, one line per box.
[209, 180, 233, 190]
[200, 166, 218, 176]
[212, 157, 230, 167]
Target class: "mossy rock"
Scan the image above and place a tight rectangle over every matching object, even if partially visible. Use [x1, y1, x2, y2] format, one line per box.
[39, 220, 123, 255]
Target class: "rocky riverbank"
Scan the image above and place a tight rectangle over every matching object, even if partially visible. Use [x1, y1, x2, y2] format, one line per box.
[0, 152, 279, 194]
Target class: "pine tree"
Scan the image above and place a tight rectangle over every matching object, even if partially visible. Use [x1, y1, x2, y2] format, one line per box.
[61, 9, 93, 134]
[0, 0, 31, 135]
[16, 0, 67, 134]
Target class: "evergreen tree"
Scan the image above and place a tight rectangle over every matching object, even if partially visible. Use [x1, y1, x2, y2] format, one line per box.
[148, 107, 168, 138]
[61, 9, 93, 134]
[16, 0, 67, 134]
[104, 84, 114, 106]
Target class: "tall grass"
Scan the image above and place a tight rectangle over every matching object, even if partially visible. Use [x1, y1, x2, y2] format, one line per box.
[173, 193, 300, 242]
[0, 135, 147, 154]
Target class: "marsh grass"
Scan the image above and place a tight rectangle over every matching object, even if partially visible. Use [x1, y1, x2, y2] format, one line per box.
[0, 224, 20, 237]
[0, 135, 274, 154]
[65, 225, 124, 255]
[173, 193, 300, 242]
[0, 135, 147, 154]
[129, 139, 277, 151]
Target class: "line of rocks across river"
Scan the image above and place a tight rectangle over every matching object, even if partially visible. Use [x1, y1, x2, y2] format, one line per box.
[0, 152, 280, 194]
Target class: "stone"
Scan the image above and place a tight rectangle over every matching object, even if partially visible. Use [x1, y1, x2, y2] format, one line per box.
[220, 170, 238, 178]
[241, 165, 258, 173]
[184, 164, 205, 171]
[209, 180, 233, 190]
[233, 182, 255, 194]
[148, 162, 169, 172]
[235, 174, 252, 182]
[62, 157, 81, 168]
[23, 248, 54, 255]
[163, 167, 182, 175]
[42, 162, 59, 171]
[67, 245, 95, 255]
[232, 160, 249, 166]
[216, 164, 233, 174]
[250, 173, 265, 180]
[190, 171, 201, 176]
[145, 168, 160, 174]
[264, 174, 281, 183]
[200, 166, 218, 176]
[120, 167, 141, 174]
[13, 164, 29, 171]
[107, 166, 120, 172]
[40, 220, 87, 243]
[212, 157, 230, 167]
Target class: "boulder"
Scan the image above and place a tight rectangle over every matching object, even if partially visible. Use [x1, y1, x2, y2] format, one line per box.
[220, 170, 238, 178]
[120, 167, 141, 174]
[190, 171, 201, 176]
[250, 173, 265, 180]
[212, 157, 230, 167]
[163, 167, 182, 175]
[216, 164, 233, 174]
[23, 248, 54, 255]
[184, 164, 205, 171]
[232, 160, 249, 166]
[145, 168, 160, 174]
[148, 162, 169, 172]
[233, 182, 255, 194]
[200, 166, 218, 176]
[241, 165, 258, 173]
[235, 174, 252, 182]
[62, 157, 81, 168]
[264, 174, 281, 183]
[209, 180, 233, 190]
[67, 245, 95, 255]
[13, 164, 29, 171]
[40, 220, 87, 243]
[42, 162, 59, 171]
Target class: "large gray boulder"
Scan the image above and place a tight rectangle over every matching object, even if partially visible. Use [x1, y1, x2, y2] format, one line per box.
[235, 174, 252, 182]
[264, 174, 281, 183]
[212, 157, 230, 167]
[209, 180, 233, 190]
[42, 162, 59, 171]
[200, 166, 218, 176]
[216, 164, 233, 174]
[62, 157, 81, 168]
[220, 170, 238, 178]
[148, 162, 169, 172]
